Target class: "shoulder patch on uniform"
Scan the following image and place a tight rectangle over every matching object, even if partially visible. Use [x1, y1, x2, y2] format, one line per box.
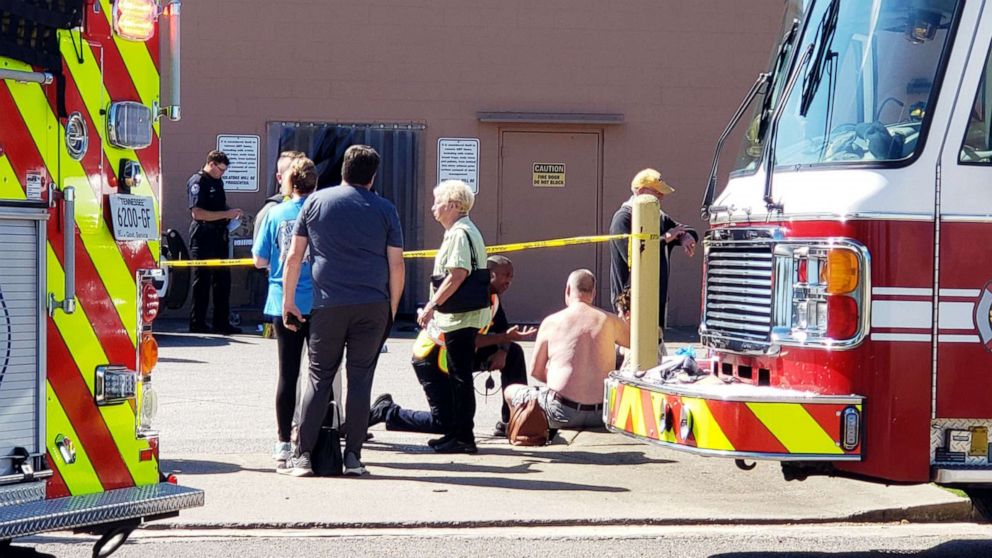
[190, 184, 200, 195]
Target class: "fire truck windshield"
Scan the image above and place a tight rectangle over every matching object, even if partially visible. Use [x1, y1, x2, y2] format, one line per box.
[737, 0, 960, 173]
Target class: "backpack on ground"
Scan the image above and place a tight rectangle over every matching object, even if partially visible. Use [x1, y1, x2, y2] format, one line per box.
[507, 398, 549, 446]
[312, 401, 343, 476]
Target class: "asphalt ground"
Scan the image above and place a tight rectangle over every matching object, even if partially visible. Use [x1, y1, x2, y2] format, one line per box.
[142, 320, 973, 529]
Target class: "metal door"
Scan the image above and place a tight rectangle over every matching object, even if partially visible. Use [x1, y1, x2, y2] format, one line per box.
[0, 208, 47, 478]
[497, 131, 601, 323]
[934, 15, 992, 421]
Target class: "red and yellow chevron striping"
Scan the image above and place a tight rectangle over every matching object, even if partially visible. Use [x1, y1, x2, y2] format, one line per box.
[0, 19, 163, 496]
[605, 376, 864, 459]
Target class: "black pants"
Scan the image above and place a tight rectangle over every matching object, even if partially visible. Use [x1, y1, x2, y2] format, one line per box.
[273, 315, 309, 443]
[188, 222, 231, 328]
[297, 302, 391, 459]
[444, 327, 480, 443]
[386, 342, 528, 433]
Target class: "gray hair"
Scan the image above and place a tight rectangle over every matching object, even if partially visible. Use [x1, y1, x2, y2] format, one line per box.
[433, 180, 475, 214]
[567, 269, 596, 294]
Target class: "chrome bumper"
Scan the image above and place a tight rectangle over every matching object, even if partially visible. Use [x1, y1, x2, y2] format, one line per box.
[0, 482, 203, 539]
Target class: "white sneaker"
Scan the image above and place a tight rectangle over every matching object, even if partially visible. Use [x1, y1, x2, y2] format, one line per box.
[277, 452, 313, 477]
[272, 441, 292, 462]
[344, 452, 367, 476]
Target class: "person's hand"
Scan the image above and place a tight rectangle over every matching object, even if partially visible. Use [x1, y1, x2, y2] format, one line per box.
[486, 350, 507, 372]
[505, 325, 537, 341]
[680, 234, 697, 257]
[283, 302, 304, 332]
[227, 208, 243, 220]
[664, 224, 689, 243]
[417, 302, 436, 329]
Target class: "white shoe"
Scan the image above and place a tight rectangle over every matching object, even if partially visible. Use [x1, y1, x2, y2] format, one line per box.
[276, 453, 313, 477]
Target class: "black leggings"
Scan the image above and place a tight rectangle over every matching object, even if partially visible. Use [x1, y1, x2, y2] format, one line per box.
[444, 327, 480, 443]
[273, 315, 309, 443]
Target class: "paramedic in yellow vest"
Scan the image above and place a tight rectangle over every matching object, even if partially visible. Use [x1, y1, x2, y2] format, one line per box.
[369, 255, 535, 437]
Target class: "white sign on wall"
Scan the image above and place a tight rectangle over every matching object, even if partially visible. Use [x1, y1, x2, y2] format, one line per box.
[437, 138, 480, 194]
[216, 134, 260, 191]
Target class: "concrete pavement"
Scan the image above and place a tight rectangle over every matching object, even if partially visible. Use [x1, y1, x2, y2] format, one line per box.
[149, 322, 972, 529]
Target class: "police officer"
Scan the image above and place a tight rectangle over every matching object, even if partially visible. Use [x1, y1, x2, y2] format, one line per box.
[187, 150, 243, 334]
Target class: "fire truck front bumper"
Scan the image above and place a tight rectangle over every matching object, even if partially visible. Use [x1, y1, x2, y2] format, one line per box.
[604, 372, 865, 461]
[0, 482, 203, 540]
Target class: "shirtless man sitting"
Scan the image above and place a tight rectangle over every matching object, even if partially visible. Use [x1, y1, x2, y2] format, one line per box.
[503, 269, 630, 429]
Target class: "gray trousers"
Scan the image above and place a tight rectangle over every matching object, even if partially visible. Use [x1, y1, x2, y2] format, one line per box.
[297, 301, 391, 459]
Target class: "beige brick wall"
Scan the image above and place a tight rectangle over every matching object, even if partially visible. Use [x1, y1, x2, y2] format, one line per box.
[161, 0, 785, 325]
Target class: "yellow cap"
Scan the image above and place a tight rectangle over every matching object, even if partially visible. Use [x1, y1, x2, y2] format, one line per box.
[630, 168, 675, 195]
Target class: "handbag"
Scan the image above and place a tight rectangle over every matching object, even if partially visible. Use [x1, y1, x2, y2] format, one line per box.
[312, 401, 343, 477]
[507, 397, 549, 446]
[430, 230, 491, 314]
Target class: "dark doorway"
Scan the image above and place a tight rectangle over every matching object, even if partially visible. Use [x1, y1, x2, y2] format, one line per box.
[265, 122, 425, 316]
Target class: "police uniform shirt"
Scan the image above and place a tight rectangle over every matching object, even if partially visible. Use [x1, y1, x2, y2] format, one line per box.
[187, 171, 228, 223]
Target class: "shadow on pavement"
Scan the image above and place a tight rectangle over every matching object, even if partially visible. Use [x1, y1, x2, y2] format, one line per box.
[370, 473, 628, 493]
[155, 332, 255, 348]
[712, 540, 992, 558]
[366, 459, 543, 475]
[160, 459, 271, 475]
[366, 440, 675, 467]
[2, 546, 57, 558]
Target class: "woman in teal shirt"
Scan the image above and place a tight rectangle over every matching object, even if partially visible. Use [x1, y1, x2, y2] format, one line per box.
[252, 157, 316, 468]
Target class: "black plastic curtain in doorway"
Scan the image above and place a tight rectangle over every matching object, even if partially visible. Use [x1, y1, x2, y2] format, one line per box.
[266, 121, 425, 316]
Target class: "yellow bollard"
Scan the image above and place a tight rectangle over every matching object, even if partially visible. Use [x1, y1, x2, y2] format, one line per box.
[630, 194, 661, 372]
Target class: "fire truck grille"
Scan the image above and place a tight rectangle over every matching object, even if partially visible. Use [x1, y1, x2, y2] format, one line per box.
[702, 237, 774, 347]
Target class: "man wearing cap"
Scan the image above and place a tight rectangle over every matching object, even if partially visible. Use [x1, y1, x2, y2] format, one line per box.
[608, 168, 697, 355]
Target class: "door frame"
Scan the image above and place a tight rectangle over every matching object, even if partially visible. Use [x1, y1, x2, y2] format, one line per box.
[495, 127, 606, 303]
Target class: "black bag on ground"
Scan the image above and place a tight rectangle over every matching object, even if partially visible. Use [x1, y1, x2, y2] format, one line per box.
[430, 231, 490, 314]
[312, 402, 343, 477]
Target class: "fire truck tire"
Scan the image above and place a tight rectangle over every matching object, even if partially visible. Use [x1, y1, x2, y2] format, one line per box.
[92, 524, 136, 558]
[965, 488, 992, 522]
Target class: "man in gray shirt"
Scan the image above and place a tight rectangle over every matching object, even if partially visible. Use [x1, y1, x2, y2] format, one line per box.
[281, 145, 405, 477]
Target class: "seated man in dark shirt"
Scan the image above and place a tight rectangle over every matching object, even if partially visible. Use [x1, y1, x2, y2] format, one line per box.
[369, 255, 535, 437]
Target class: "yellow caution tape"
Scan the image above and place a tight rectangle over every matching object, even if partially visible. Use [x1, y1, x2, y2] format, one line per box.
[164, 258, 255, 268]
[162, 233, 661, 267]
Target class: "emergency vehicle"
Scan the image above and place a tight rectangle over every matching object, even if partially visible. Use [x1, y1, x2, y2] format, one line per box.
[0, 0, 202, 555]
[605, 0, 992, 518]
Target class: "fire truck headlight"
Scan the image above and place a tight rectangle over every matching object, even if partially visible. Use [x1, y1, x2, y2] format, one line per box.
[108, 102, 153, 150]
[95, 366, 138, 405]
[826, 249, 859, 294]
[113, 0, 159, 41]
[140, 384, 159, 430]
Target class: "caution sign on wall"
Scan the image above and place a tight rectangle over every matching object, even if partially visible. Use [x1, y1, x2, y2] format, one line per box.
[533, 163, 566, 188]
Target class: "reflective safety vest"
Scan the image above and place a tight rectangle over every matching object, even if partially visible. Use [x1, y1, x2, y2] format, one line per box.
[412, 294, 499, 373]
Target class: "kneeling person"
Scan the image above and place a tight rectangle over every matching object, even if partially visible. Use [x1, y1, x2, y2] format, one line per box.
[370, 256, 535, 436]
[504, 269, 629, 429]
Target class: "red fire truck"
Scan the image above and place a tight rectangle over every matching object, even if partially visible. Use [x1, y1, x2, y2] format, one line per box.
[0, 0, 202, 555]
[605, 0, 992, 518]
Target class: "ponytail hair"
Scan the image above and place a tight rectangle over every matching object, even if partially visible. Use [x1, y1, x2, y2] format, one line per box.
[281, 157, 318, 196]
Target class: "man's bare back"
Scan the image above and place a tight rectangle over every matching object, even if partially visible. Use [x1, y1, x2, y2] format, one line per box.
[532, 302, 629, 404]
